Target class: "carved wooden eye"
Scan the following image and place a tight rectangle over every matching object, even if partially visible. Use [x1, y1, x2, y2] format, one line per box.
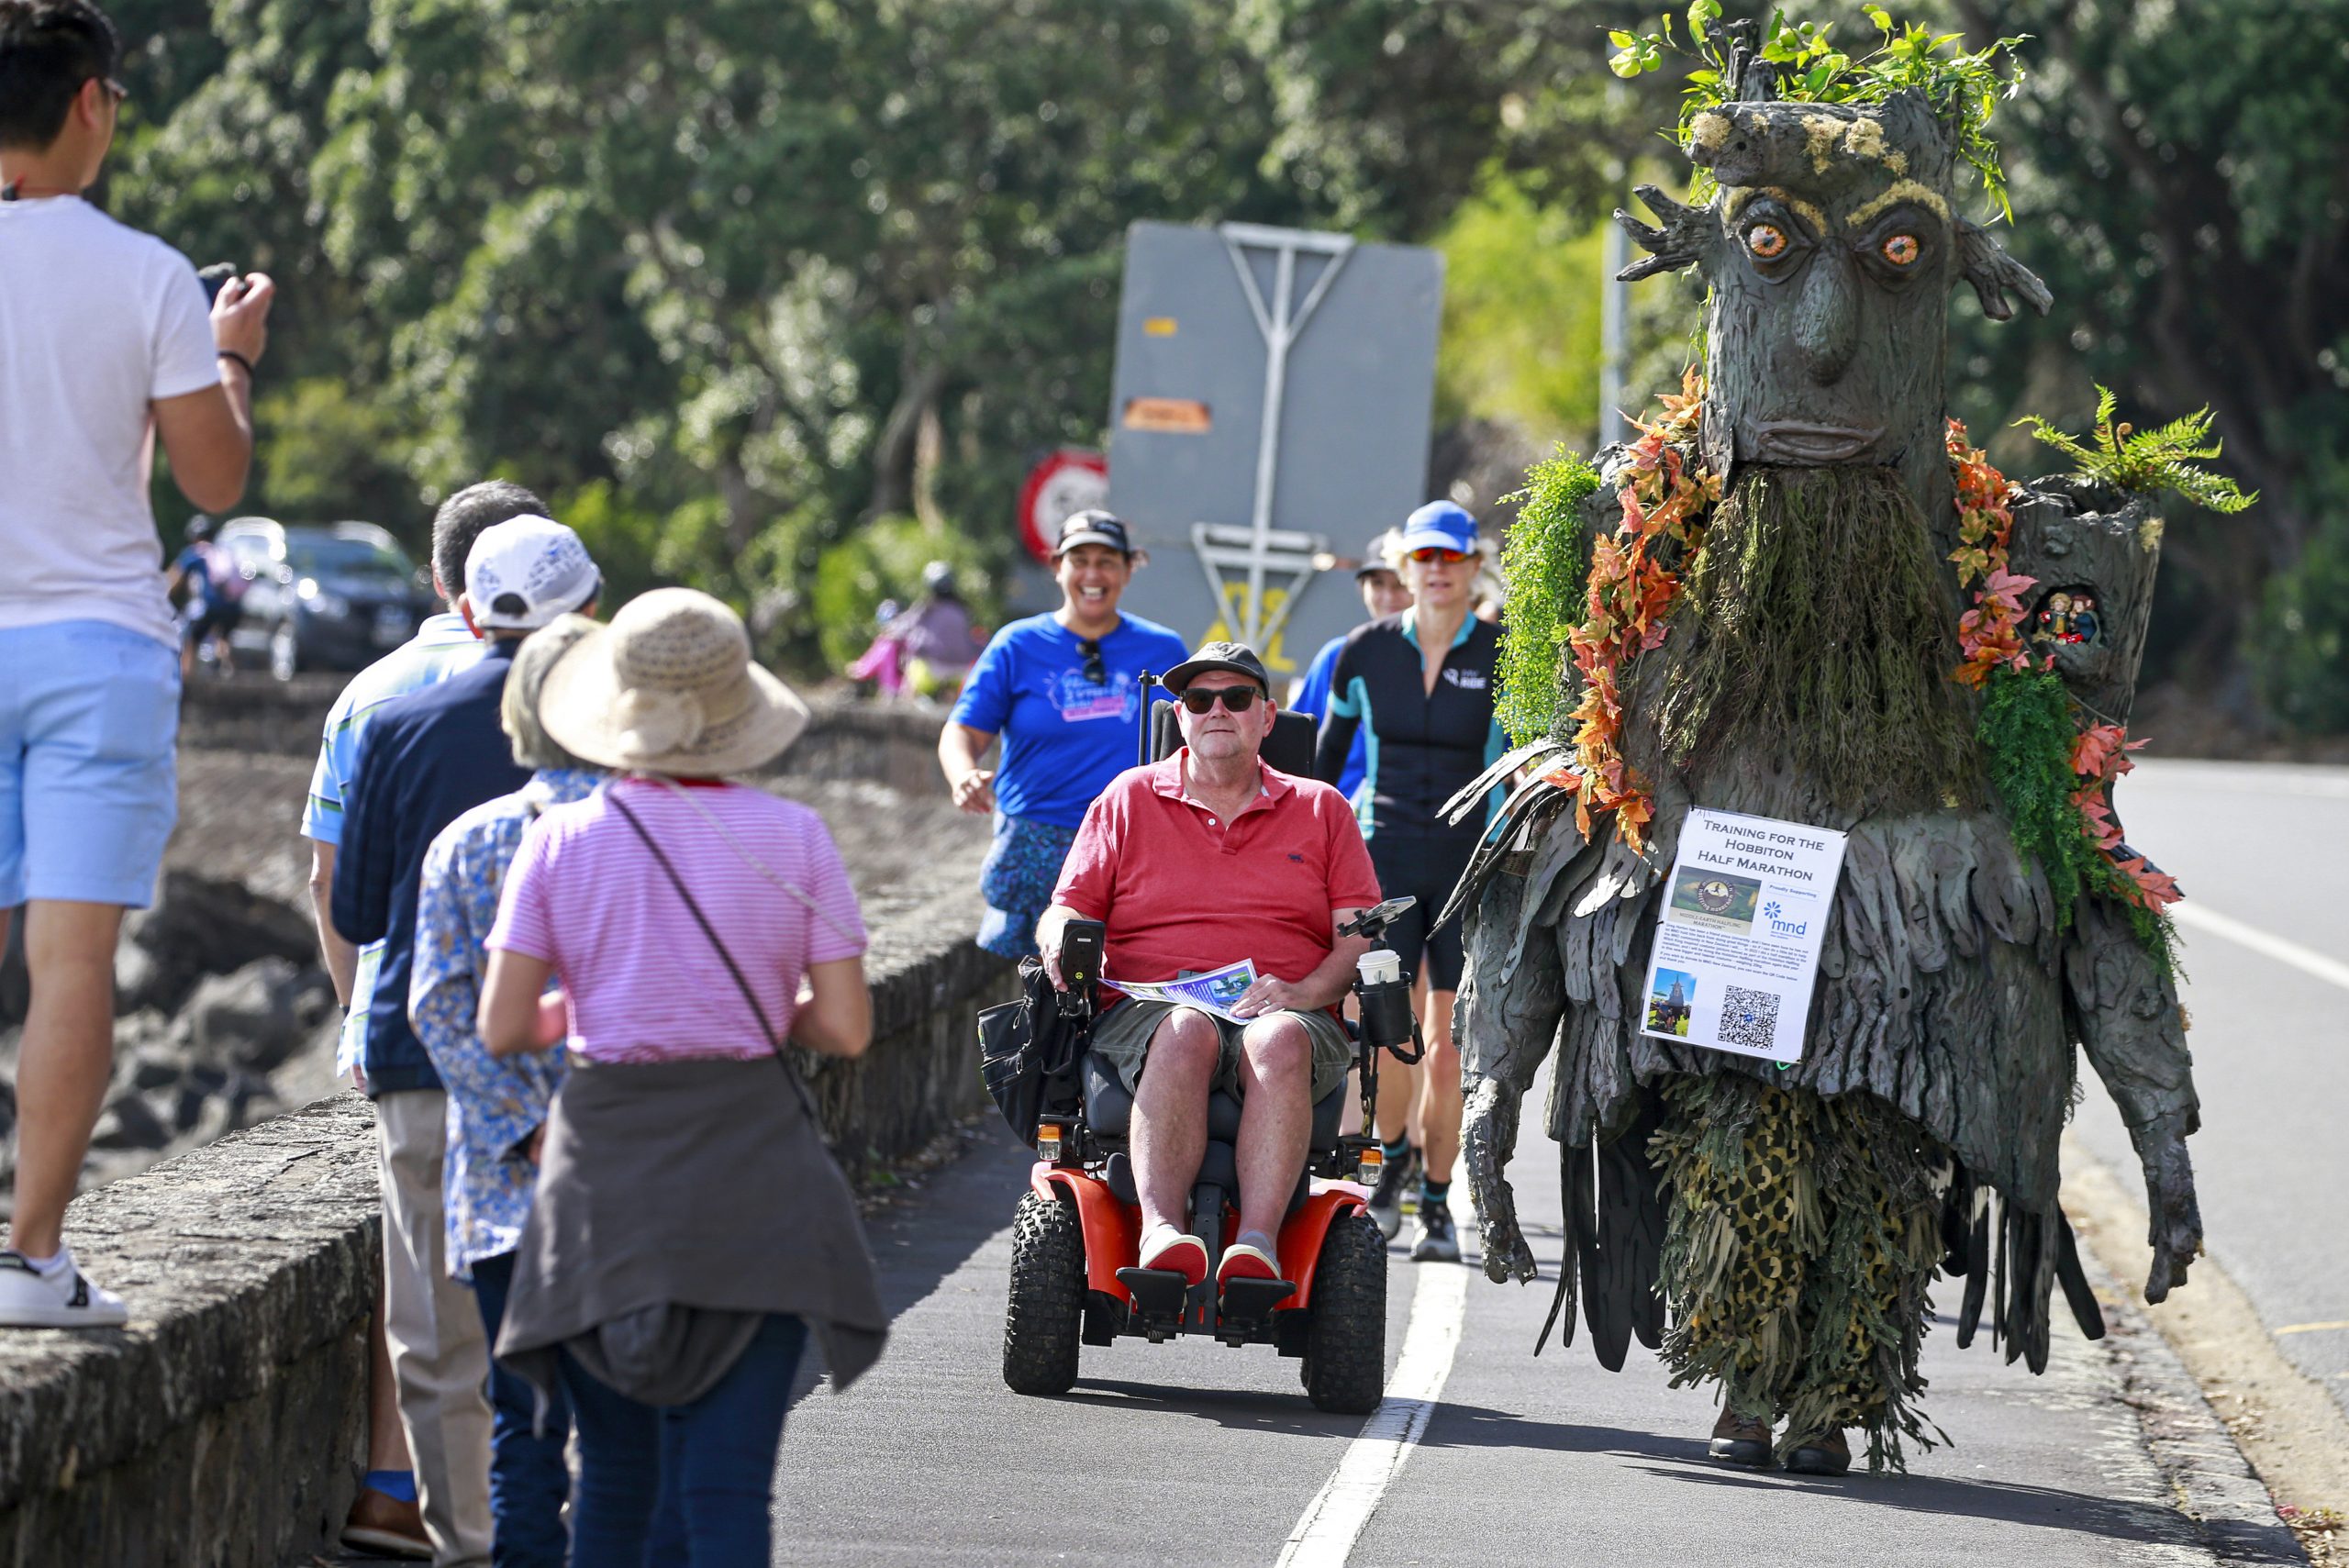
[1746, 224, 1789, 260]
[1881, 233, 1921, 267]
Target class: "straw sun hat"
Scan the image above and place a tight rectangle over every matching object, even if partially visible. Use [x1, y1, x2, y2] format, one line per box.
[538, 588, 810, 776]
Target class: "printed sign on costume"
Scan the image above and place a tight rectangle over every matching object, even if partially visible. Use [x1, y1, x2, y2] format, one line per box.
[1639, 808, 1849, 1063]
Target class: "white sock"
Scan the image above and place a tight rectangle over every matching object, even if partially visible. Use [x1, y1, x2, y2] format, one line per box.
[17, 1248, 69, 1277]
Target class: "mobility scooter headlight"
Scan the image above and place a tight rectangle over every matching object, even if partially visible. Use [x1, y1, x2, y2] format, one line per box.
[1036, 1122, 1063, 1163]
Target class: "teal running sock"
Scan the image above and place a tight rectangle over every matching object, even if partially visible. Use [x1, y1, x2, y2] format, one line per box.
[364, 1470, 417, 1504]
[1380, 1133, 1411, 1162]
[1420, 1177, 1450, 1209]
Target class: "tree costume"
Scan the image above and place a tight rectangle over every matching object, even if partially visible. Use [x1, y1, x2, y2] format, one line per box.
[1449, 23, 2204, 1471]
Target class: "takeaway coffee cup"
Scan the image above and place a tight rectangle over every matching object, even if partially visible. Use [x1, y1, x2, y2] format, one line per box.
[1357, 949, 1401, 986]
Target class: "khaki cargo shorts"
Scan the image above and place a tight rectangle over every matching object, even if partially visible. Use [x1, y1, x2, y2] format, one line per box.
[1090, 996, 1353, 1105]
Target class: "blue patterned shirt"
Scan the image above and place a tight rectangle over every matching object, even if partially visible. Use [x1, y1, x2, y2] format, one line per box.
[409, 767, 603, 1278]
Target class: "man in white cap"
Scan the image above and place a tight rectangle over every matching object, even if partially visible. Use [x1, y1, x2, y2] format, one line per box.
[330, 514, 598, 1568]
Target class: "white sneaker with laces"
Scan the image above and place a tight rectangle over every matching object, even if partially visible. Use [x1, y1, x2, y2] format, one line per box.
[0, 1249, 128, 1328]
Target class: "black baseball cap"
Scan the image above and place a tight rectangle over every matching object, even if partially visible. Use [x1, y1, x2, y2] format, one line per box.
[1162, 639, 1272, 695]
[1053, 508, 1139, 559]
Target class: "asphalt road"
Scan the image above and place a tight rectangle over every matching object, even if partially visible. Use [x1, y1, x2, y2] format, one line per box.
[2072, 758, 2349, 1419]
[771, 1125, 2243, 1565]
[767, 759, 2349, 1566]
[311, 759, 2334, 1567]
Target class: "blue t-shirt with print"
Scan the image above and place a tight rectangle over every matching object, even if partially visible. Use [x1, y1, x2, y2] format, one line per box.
[950, 611, 1190, 828]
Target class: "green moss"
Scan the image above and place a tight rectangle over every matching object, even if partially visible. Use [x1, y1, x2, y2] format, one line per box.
[1660, 466, 1976, 816]
[1977, 667, 2090, 915]
[1496, 447, 1602, 745]
[1976, 665, 2179, 976]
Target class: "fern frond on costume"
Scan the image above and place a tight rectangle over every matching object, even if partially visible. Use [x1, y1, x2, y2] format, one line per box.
[2016, 385, 2257, 513]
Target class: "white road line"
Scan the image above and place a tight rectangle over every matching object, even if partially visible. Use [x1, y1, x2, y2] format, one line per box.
[1275, 1260, 1469, 1568]
[2170, 900, 2349, 993]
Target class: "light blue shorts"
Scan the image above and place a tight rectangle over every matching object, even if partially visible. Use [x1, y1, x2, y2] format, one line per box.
[0, 619, 180, 909]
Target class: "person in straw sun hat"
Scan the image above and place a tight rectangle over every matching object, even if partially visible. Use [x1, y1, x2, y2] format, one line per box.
[478, 586, 887, 1562]
[536, 585, 811, 777]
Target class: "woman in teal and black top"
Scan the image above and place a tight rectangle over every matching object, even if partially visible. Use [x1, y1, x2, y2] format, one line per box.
[1311, 501, 1505, 1266]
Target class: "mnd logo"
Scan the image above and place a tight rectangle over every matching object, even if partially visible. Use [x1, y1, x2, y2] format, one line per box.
[1761, 899, 1808, 939]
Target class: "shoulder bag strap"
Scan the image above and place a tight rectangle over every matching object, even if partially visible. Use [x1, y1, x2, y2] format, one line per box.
[607, 790, 783, 1056]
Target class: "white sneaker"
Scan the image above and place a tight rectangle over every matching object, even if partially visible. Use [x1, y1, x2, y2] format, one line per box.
[0, 1250, 128, 1328]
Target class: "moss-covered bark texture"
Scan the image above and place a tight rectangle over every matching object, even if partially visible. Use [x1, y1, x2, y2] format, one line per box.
[1456, 466, 2200, 1362]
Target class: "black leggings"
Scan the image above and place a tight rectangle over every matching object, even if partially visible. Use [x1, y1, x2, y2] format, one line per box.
[1366, 833, 1477, 993]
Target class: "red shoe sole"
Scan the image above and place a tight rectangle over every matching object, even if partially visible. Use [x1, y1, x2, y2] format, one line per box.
[1216, 1247, 1281, 1287]
[1140, 1236, 1208, 1285]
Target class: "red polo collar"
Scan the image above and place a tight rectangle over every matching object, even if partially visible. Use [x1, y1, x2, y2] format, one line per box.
[1146, 750, 1292, 817]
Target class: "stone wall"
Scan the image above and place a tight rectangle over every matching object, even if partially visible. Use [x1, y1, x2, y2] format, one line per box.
[0, 923, 1012, 1567]
[0, 1096, 378, 1568]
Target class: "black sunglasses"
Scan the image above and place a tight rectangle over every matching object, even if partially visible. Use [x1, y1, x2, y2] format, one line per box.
[1178, 685, 1261, 714]
[1076, 639, 1107, 685]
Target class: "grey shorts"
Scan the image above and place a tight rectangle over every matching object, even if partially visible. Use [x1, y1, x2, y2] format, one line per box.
[1090, 998, 1353, 1105]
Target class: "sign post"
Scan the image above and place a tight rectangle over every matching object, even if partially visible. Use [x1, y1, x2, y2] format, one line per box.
[1106, 220, 1442, 674]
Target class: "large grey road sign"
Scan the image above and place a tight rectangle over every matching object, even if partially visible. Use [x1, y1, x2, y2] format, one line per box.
[1106, 220, 1443, 683]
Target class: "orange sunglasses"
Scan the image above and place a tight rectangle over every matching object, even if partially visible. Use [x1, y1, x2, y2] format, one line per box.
[1406, 546, 1470, 563]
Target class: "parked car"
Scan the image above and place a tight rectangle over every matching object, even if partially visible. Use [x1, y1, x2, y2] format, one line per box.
[217, 518, 437, 681]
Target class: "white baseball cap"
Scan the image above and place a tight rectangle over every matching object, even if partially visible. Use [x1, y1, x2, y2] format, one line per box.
[464, 515, 600, 631]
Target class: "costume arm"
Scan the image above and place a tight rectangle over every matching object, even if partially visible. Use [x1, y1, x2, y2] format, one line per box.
[1458, 851, 1569, 1284]
[2065, 896, 2202, 1302]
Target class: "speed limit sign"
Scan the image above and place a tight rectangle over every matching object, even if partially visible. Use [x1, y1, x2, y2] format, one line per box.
[1018, 449, 1109, 563]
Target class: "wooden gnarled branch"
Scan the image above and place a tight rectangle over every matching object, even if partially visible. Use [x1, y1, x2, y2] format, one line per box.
[1957, 218, 2054, 320]
[1615, 184, 1709, 282]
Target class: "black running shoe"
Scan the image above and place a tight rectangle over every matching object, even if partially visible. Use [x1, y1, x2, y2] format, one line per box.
[1409, 1200, 1460, 1263]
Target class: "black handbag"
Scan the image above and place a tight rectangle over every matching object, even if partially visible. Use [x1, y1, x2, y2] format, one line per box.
[976, 958, 1087, 1147]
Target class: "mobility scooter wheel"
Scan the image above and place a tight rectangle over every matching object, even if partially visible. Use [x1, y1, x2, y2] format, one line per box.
[1004, 1189, 1085, 1396]
[1301, 1211, 1386, 1414]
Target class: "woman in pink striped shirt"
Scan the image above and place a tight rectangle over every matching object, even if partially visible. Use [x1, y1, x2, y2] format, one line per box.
[479, 589, 889, 1568]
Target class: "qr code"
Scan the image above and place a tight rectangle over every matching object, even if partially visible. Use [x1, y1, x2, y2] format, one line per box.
[1720, 985, 1782, 1052]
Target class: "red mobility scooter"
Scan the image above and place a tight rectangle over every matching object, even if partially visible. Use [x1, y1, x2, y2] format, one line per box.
[997, 706, 1426, 1413]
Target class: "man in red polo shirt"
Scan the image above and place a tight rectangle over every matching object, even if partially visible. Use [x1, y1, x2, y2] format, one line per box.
[1038, 640, 1380, 1299]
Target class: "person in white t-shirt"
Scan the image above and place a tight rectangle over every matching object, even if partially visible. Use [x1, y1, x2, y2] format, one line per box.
[0, 0, 275, 1329]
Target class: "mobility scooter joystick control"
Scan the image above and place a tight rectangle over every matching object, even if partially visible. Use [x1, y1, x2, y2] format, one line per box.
[1056, 917, 1106, 1020]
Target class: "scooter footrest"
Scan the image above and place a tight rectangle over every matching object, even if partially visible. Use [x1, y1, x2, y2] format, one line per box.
[1117, 1266, 1192, 1329]
[1218, 1277, 1297, 1323]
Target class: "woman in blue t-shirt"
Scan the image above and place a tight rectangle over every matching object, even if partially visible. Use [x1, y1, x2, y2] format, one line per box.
[938, 510, 1188, 958]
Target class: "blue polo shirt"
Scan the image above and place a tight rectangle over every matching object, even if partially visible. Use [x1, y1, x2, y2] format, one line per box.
[1290, 630, 1367, 800]
[949, 611, 1188, 828]
[329, 641, 529, 1096]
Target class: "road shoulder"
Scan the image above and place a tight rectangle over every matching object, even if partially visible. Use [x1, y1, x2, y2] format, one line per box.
[2066, 1134, 2341, 1565]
